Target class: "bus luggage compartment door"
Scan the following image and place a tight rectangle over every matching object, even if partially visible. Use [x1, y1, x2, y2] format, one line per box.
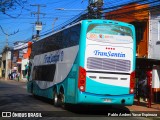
[85, 72, 130, 95]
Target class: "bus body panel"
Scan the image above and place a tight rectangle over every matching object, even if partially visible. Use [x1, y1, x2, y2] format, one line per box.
[28, 45, 80, 103]
[78, 20, 135, 98]
[78, 24, 86, 67]
[77, 90, 134, 105]
[86, 74, 130, 95]
[32, 45, 79, 89]
[27, 61, 79, 103]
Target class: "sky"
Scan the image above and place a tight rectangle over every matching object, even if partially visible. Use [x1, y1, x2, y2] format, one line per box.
[0, 0, 157, 53]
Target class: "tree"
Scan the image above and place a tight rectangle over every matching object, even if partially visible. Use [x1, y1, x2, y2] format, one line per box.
[0, 0, 27, 17]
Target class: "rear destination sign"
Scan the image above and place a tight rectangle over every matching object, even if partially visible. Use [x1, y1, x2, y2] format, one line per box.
[94, 50, 126, 58]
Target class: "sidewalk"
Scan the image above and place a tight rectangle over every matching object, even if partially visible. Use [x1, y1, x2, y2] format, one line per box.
[127, 99, 160, 112]
[0, 77, 27, 83]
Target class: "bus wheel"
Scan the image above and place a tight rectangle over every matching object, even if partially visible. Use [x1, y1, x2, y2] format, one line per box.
[53, 89, 59, 107]
[59, 89, 66, 109]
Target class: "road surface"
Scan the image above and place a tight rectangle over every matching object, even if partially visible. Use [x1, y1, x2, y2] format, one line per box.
[0, 79, 153, 120]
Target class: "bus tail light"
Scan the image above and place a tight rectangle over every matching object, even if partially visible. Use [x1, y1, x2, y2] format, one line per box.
[130, 71, 135, 94]
[78, 66, 86, 92]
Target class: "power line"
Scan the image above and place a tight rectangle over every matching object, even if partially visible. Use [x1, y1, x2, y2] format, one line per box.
[39, 0, 160, 38]
[3, 0, 160, 45]
[103, 0, 160, 12]
[102, 0, 160, 19]
[0, 25, 19, 47]
[0, 25, 19, 36]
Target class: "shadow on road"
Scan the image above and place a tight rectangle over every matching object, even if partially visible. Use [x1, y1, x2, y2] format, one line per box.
[32, 95, 131, 116]
[65, 104, 130, 115]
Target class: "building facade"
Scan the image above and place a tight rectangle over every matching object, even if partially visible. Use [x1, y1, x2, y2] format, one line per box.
[105, 3, 160, 102]
[12, 41, 32, 81]
[1, 47, 12, 80]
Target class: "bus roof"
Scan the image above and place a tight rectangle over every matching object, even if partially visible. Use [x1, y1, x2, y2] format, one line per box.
[34, 19, 134, 44]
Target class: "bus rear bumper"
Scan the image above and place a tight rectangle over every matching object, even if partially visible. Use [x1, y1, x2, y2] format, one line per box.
[77, 92, 134, 105]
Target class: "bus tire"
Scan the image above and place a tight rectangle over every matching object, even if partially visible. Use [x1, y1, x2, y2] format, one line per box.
[59, 88, 66, 109]
[31, 83, 33, 94]
[53, 89, 59, 107]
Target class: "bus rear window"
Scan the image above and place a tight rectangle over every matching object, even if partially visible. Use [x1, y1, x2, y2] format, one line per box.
[86, 24, 133, 43]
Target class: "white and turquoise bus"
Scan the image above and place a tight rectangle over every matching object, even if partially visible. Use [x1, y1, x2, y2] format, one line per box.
[27, 19, 136, 107]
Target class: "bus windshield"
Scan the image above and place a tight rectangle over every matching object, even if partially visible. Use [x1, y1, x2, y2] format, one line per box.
[87, 24, 133, 43]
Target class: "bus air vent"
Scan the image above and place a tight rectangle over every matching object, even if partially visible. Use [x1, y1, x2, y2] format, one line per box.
[87, 57, 131, 72]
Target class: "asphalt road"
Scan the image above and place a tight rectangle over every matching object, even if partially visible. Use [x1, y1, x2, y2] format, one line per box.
[0, 79, 152, 120]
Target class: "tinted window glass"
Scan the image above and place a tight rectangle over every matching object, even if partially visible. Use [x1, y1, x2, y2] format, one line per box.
[30, 24, 81, 59]
[87, 24, 133, 37]
[86, 24, 133, 44]
[32, 64, 56, 81]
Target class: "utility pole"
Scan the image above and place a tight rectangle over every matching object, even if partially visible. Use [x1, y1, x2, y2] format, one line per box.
[5, 33, 8, 80]
[31, 4, 46, 40]
[88, 0, 104, 19]
[5, 33, 8, 47]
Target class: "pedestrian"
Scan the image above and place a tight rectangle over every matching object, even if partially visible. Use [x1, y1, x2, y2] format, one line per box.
[12, 71, 17, 80]
[138, 72, 148, 101]
[10, 71, 13, 80]
[11, 71, 15, 80]
[17, 72, 20, 82]
[8, 73, 11, 80]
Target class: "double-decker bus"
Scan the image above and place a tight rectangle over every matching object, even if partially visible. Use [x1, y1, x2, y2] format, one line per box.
[27, 19, 136, 107]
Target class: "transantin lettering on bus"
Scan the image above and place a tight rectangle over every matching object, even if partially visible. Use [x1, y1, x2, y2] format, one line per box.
[44, 51, 64, 64]
[94, 50, 125, 58]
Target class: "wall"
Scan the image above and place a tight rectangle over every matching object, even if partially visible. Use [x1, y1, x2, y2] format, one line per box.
[1, 50, 12, 80]
[12, 41, 32, 81]
[105, 3, 149, 58]
[149, 10, 160, 60]
[105, 3, 160, 102]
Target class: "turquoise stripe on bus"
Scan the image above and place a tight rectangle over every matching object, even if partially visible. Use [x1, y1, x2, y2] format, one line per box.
[79, 21, 87, 67]
[32, 82, 53, 99]
[77, 91, 134, 105]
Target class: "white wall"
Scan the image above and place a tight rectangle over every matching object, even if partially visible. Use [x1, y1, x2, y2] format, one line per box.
[152, 66, 160, 89]
[22, 59, 29, 70]
[149, 11, 160, 59]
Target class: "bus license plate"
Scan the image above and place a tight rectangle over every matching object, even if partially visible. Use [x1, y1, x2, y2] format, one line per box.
[103, 99, 112, 102]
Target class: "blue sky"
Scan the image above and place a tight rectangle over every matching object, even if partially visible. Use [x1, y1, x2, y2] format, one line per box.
[0, 0, 87, 51]
[0, 0, 157, 53]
